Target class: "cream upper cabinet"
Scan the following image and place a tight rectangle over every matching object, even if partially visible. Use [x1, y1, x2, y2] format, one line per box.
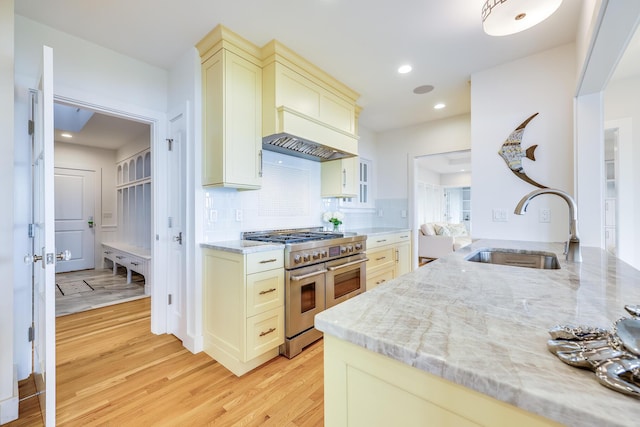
[321, 156, 358, 198]
[262, 41, 360, 156]
[198, 26, 263, 189]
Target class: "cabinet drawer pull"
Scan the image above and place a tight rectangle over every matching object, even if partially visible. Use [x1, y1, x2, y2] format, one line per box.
[259, 327, 276, 337]
[131, 261, 139, 266]
[400, 235, 409, 239]
[376, 279, 386, 285]
[375, 256, 386, 261]
[116, 255, 125, 259]
[104, 250, 112, 254]
[376, 239, 387, 243]
[259, 258, 278, 264]
[259, 288, 277, 295]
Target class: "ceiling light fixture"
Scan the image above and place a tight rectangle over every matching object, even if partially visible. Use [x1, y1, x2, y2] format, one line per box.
[398, 64, 412, 74]
[482, 0, 563, 36]
[434, 103, 446, 110]
[61, 133, 73, 138]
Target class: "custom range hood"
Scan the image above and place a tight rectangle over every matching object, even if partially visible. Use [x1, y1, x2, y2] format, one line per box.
[263, 133, 353, 162]
[262, 40, 360, 162]
[262, 105, 359, 162]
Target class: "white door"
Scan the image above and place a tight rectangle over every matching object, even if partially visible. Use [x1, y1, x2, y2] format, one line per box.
[166, 109, 187, 340]
[28, 45, 58, 426]
[54, 168, 95, 272]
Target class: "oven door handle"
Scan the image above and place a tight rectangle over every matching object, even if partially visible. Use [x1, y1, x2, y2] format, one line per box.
[327, 258, 369, 271]
[289, 269, 328, 281]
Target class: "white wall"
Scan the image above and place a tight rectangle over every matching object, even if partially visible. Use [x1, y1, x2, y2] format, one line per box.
[1, 0, 17, 423]
[13, 16, 168, 378]
[605, 75, 640, 268]
[376, 113, 471, 200]
[471, 44, 576, 242]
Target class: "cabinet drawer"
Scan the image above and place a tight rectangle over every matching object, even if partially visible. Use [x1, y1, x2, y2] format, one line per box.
[128, 256, 146, 276]
[391, 231, 411, 245]
[366, 248, 395, 270]
[246, 269, 284, 317]
[246, 307, 284, 360]
[366, 268, 395, 291]
[246, 250, 284, 274]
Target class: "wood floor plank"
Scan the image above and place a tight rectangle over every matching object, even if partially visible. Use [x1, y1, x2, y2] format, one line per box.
[8, 297, 325, 426]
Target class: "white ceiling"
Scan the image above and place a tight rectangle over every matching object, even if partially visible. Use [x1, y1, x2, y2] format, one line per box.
[54, 106, 149, 150]
[17, 0, 585, 136]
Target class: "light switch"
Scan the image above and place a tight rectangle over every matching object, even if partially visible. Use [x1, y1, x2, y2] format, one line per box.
[539, 208, 551, 223]
[492, 209, 507, 222]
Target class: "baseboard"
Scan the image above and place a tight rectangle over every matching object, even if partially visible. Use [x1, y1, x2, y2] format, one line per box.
[182, 332, 204, 354]
[0, 366, 19, 424]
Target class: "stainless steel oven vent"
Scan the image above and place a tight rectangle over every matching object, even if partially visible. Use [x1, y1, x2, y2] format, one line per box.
[262, 133, 355, 162]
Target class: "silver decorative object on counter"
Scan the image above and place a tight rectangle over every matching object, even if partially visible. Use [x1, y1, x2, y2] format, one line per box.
[548, 310, 640, 398]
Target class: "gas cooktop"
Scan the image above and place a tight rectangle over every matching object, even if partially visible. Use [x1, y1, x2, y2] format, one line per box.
[243, 229, 343, 244]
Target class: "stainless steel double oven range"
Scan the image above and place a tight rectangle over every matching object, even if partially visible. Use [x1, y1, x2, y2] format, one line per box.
[244, 228, 367, 358]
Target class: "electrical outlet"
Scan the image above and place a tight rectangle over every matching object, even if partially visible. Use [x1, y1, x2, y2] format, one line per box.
[209, 210, 218, 222]
[539, 208, 551, 223]
[401, 210, 407, 218]
[235, 209, 243, 222]
[492, 208, 507, 222]
[378, 209, 384, 217]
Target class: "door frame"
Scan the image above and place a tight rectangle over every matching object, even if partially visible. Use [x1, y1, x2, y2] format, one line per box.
[54, 93, 168, 334]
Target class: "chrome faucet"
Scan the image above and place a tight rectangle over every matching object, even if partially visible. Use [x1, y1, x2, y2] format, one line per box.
[514, 188, 582, 262]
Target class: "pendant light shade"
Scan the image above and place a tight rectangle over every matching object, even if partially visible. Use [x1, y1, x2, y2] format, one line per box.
[482, 0, 563, 36]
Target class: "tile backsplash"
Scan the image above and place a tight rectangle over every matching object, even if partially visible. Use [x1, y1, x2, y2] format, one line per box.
[202, 151, 408, 242]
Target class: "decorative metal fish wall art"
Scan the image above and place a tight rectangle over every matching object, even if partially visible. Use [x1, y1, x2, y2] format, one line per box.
[498, 112, 548, 189]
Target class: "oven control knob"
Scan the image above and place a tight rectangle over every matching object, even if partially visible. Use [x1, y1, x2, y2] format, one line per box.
[355, 243, 363, 251]
[294, 255, 302, 264]
[321, 250, 328, 258]
[340, 247, 347, 254]
[303, 254, 311, 262]
[347, 245, 354, 253]
[312, 252, 320, 260]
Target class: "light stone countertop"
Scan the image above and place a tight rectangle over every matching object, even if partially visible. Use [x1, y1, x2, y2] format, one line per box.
[347, 227, 411, 237]
[199, 240, 284, 254]
[315, 239, 640, 427]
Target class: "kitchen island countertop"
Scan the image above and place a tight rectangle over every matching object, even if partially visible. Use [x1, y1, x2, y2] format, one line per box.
[315, 239, 640, 427]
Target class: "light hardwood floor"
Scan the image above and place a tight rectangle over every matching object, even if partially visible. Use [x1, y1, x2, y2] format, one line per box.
[9, 298, 324, 426]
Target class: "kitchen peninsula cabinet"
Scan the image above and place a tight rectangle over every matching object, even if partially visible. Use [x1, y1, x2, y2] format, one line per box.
[197, 26, 263, 189]
[202, 245, 284, 376]
[321, 156, 358, 198]
[364, 230, 412, 291]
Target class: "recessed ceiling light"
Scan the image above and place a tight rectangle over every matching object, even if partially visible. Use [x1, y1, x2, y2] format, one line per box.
[61, 133, 73, 138]
[413, 85, 434, 94]
[434, 103, 446, 110]
[398, 64, 412, 74]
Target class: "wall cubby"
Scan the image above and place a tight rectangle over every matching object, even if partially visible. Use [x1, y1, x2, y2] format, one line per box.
[116, 149, 152, 249]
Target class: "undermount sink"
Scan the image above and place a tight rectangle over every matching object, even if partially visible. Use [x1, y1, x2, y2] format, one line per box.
[465, 248, 560, 270]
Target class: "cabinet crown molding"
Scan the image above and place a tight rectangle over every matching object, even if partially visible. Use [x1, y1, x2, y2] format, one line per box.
[196, 24, 262, 65]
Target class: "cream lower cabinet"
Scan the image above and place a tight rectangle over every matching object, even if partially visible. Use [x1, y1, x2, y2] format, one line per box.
[202, 248, 284, 376]
[321, 156, 359, 198]
[366, 231, 412, 291]
[323, 335, 562, 427]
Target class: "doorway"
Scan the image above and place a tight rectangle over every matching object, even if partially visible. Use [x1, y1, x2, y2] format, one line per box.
[53, 101, 152, 312]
